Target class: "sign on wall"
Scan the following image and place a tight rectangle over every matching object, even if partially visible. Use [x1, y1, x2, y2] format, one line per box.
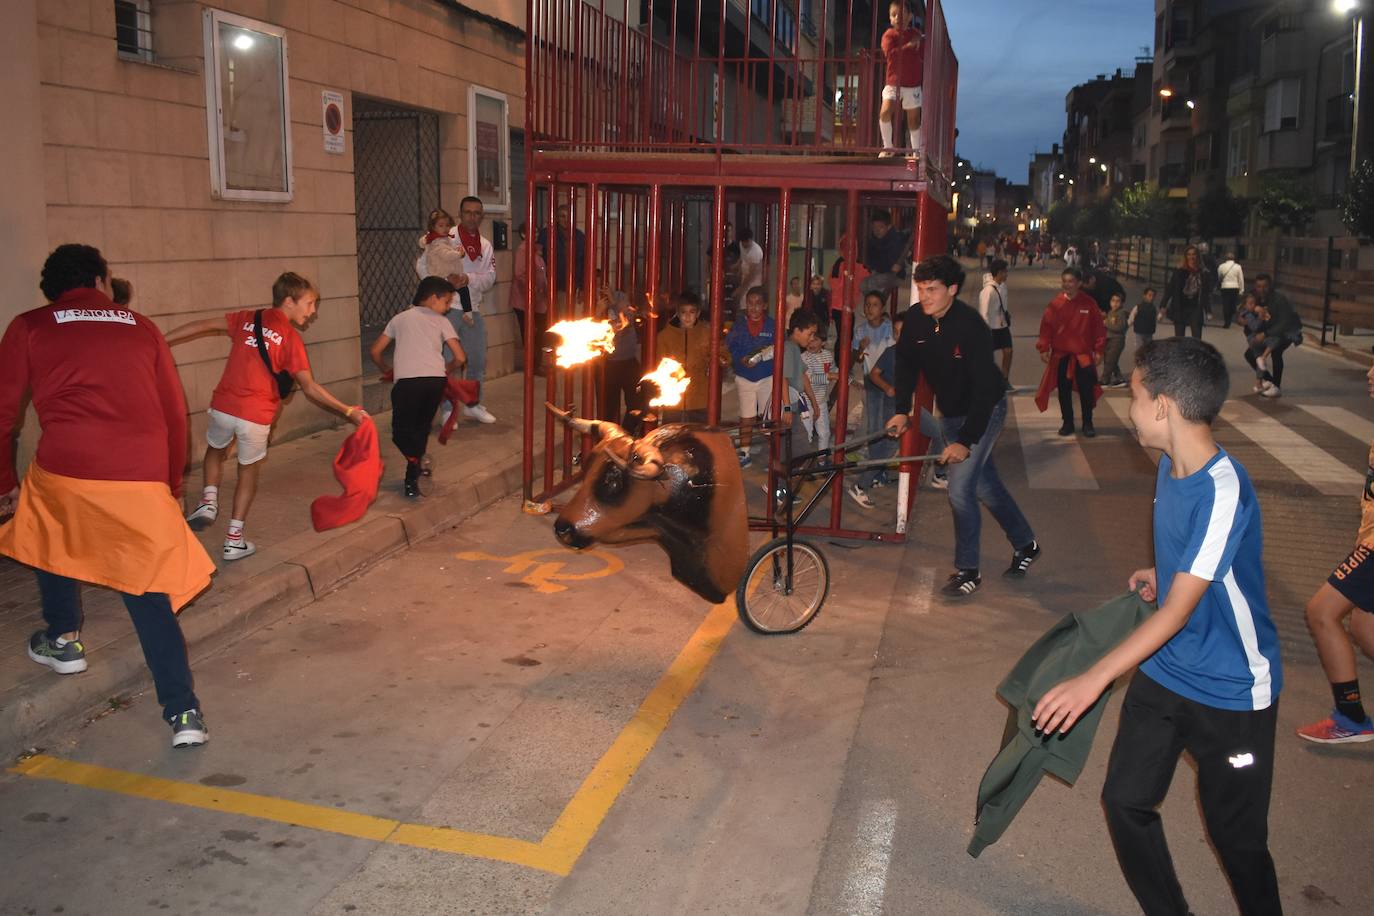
[322, 90, 345, 155]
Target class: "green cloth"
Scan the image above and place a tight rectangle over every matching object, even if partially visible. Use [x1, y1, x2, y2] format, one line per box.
[968, 591, 1156, 858]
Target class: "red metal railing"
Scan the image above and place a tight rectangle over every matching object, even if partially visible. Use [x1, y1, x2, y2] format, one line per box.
[529, 0, 958, 186]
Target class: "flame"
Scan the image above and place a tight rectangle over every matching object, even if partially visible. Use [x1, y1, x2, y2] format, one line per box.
[547, 318, 616, 368]
[641, 357, 690, 407]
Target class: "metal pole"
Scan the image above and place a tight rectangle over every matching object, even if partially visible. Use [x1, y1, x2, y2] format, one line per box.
[830, 188, 860, 523]
[544, 183, 559, 491]
[645, 183, 663, 364]
[523, 0, 537, 501]
[583, 182, 600, 438]
[767, 187, 792, 509]
[707, 184, 727, 424]
[1322, 234, 1335, 346]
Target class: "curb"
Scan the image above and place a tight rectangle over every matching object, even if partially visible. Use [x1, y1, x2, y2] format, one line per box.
[1, 452, 532, 758]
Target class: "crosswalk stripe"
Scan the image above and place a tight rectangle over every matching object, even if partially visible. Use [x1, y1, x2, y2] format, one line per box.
[1297, 404, 1374, 448]
[1100, 395, 1157, 464]
[1219, 400, 1362, 496]
[1011, 396, 1098, 489]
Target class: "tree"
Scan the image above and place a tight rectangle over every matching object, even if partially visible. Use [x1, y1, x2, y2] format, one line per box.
[1047, 200, 1078, 237]
[1113, 181, 1189, 238]
[1073, 200, 1114, 240]
[1192, 184, 1248, 238]
[1256, 172, 1316, 234]
[1341, 159, 1374, 239]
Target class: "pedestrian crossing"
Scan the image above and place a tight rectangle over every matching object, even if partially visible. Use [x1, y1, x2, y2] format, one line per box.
[1012, 393, 1369, 495]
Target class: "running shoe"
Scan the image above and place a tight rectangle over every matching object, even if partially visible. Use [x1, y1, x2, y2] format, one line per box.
[1083, 422, 1097, 438]
[1260, 383, 1281, 399]
[27, 630, 87, 675]
[1057, 422, 1074, 436]
[1296, 710, 1374, 744]
[929, 473, 949, 490]
[942, 569, 982, 597]
[186, 502, 218, 530]
[737, 448, 753, 469]
[464, 403, 497, 424]
[1005, 540, 1041, 578]
[404, 478, 422, 499]
[222, 537, 256, 562]
[420, 455, 433, 477]
[169, 708, 208, 748]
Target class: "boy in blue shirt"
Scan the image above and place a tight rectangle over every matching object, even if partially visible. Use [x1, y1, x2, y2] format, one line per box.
[724, 287, 776, 468]
[1035, 337, 1283, 916]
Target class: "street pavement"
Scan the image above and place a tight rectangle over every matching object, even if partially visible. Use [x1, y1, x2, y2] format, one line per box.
[2, 262, 1372, 915]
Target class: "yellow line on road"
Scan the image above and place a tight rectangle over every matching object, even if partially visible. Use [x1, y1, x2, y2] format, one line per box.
[8, 600, 737, 877]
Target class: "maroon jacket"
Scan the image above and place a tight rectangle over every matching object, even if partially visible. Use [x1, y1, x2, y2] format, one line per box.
[1034, 291, 1106, 413]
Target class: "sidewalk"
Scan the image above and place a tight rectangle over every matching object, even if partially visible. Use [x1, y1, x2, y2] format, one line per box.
[0, 373, 530, 756]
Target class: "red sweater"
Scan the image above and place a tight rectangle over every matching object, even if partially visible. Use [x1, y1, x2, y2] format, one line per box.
[1036, 291, 1107, 357]
[0, 288, 188, 495]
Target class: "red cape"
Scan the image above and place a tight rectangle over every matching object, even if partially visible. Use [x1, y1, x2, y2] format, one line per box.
[311, 418, 383, 532]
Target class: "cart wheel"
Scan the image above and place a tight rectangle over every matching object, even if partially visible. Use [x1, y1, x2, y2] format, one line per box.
[735, 536, 830, 635]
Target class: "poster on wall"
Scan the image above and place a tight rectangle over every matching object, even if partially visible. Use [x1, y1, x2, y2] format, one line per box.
[322, 90, 345, 155]
[468, 86, 509, 212]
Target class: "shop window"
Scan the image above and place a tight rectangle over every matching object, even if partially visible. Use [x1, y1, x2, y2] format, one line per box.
[202, 9, 293, 201]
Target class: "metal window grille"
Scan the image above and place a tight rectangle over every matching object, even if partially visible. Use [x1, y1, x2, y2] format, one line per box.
[353, 97, 441, 331]
[114, 0, 154, 63]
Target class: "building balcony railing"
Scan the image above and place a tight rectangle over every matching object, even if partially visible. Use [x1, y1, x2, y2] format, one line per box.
[527, 0, 959, 185]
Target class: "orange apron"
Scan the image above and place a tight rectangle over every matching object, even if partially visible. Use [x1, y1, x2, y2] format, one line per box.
[0, 463, 214, 611]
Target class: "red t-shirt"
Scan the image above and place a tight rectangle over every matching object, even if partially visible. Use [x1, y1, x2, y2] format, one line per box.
[0, 288, 188, 494]
[209, 309, 310, 425]
[881, 27, 923, 88]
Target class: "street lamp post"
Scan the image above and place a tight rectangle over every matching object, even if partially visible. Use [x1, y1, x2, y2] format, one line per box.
[1337, 0, 1374, 173]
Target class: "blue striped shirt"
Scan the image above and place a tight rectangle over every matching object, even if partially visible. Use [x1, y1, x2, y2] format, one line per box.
[1140, 448, 1283, 711]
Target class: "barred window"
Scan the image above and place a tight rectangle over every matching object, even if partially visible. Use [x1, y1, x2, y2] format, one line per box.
[115, 0, 153, 63]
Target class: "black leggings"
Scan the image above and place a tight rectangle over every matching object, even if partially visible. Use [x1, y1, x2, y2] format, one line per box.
[390, 376, 446, 473]
[1173, 301, 1203, 339]
[1244, 337, 1292, 387]
[1056, 356, 1097, 426]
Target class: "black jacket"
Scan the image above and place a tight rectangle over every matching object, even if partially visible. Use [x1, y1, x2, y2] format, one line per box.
[969, 592, 1157, 858]
[1160, 266, 1213, 319]
[892, 299, 1006, 447]
[1259, 290, 1302, 341]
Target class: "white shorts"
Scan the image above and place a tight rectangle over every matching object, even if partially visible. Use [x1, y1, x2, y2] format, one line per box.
[205, 408, 272, 465]
[734, 376, 774, 421]
[881, 85, 922, 110]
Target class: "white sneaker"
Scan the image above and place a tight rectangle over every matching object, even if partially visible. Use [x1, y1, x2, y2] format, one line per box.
[846, 483, 874, 509]
[222, 537, 256, 561]
[1260, 382, 1281, 399]
[464, 403, 497, 424]
[186, 502, 218, 530]
[929, 473, 949, 491]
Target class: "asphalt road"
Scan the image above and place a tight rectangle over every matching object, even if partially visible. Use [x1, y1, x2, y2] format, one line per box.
[1, 264, 1371, 915]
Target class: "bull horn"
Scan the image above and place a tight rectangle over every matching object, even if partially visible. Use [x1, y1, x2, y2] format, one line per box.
[545, 402, 598, 436]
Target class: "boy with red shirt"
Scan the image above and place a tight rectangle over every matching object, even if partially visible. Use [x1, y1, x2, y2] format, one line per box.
[1035, 267, 1106, 437]
[166, 273, 365, 561]
[879, 2, 923, 158]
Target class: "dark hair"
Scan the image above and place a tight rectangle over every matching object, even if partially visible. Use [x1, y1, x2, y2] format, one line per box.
[737, 226, 754, 243]
[675, 290, 702, 310]
[989, 258, 1008, 275]
[1253, 272, 1273, 285]
[272, 271, 317, 306]
[911, 254, 966, 292]
[863, 289, 887, 306]
[745, 285, 767, 302]
[459, 195, 483, 212]
[1142, 286, 1155, 295]
[40, 244, 108, 301]
[1061, 266, 1084, 281]
[110, 278, 132, 306]
[1134, 337, 1229, 424]
[870, 208, 891, 225]
[413, 275, 457, 306]
[788, 308, 820, 334]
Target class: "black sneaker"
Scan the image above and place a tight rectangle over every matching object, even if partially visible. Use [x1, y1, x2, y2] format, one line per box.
[1057, 422, 1074, 436]
[941, 568, 982, 597]
[1083, 422, 1096, 438]
[404, 478, 422, 499]
[1005, 540, 1041, 578]
[27, 630, 87, 674]
[169, 708, 208, 749]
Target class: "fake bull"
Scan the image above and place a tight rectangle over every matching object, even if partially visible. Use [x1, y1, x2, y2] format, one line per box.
[548, 405, 748, 604]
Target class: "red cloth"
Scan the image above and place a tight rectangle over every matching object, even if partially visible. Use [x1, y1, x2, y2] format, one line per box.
[310, 417, 383, 532]
[881, 27, 923, 87]
[423, 230, 449, 244]
[1034, 291, 1107, 412]
[0, 288, 189, 495]
[438, 378, 481, 445]
[210, 308, 310, 424]
[456, 227, 482, 261]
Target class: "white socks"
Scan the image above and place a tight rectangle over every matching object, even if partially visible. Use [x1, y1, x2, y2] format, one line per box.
[879, 118, 895, 150]
[201, 486, 218, 507]
[908, 128, 921, 154]
[227, 519, 245, 540]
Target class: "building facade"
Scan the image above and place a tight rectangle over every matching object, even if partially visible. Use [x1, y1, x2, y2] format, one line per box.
[5, 0, 526, 466]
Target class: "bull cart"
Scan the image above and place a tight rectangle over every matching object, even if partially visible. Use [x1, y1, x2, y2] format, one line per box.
[737, 424, 941, 635]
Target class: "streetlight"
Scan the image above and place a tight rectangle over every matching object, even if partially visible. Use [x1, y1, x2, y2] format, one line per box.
[1186, 99, 1197, 110]
[1335, 0, 1359, 13]
[1159, 87, 1174, 98]
[1336, 0, 1373, 174]
[1100, 163, 1108, 172]
[1089, 156, 1097, 164]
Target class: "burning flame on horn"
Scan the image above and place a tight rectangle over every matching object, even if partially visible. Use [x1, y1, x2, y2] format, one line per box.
[640, 358, 691, 407]
[547, 318, 616, 368]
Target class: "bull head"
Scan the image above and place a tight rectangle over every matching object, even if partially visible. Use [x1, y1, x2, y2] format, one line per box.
[548, 404, 748, 604]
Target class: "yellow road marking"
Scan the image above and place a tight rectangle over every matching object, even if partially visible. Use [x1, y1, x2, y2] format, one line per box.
[455, 547, 625, 594]
[9, 601, 737, 877]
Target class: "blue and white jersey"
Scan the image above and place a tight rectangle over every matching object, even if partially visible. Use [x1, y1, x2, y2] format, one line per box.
[1140, 448, 1283, 711]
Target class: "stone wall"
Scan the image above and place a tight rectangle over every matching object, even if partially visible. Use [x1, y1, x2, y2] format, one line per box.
[34, 0, 525, 451]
